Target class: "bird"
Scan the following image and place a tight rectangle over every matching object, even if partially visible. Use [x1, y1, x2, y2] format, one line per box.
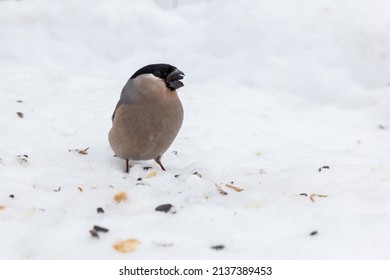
[108, 63, 184, 173]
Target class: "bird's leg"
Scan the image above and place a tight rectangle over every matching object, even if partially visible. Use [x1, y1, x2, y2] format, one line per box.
[125, 159, 130, 173]
[155, 156, 166, 171]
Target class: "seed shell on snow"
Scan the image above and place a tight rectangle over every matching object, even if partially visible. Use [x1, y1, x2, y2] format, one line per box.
[318, 165, 330, 172]
[69, 147, 89, 155]
[309, 193, 328, 203]
[89, 229, 99, 239]
[193, 171, 202, 178]
[214, 183, 228, 195]
[225, 183, 244, 192]
[155, 204, 175, 213]
[211, 245, 225, 250]
[16, 155, 29, 165]
[93, 225, 109, 233]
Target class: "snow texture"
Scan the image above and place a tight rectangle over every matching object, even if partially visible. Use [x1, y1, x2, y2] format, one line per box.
[1, 0, 390, 259]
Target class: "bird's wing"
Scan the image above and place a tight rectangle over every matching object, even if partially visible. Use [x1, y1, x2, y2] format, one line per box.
[111, 100, 122, 121]
[112, 79, 137, 121]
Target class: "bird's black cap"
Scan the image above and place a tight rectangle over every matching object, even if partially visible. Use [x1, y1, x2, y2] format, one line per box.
[131, 63, 185, 90]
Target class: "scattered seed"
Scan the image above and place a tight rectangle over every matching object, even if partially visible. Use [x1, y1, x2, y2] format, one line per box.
[114, 191, 128, 203]
[299, 193, 308, 196]
[135, 181, 149, 186]
[80, 147, 89, 154]
[16, 155, 29, 165]
[214, 183, 228, 195]
[174, 174, 180, 178]
[193, 171, 202, 178]
[16, 100, 23, 103]
[89, 229, 99, 239]
[146, 170, 157, 178]
[0, 205, 5, 211]
[309, 193, 328, 203]
[310, 231, 318, 236]
[378, 125, 386, 130]
[259, 169, 266, 174]
[16, 112, 24, 118]
[97, 207, 104, 214]
[143, 166, 152, 171]
[78, 187, 83, 192]
[225, 183, 244, 192]
[69, 147, 89, 155]
[137, 177, 142, 181]
[53, 186, 61, 192]
[93, 225, 109, 233]
[316, 194, 328, 198]
[113, 239, 140, 253]
[9, 194, 15, 199]
[155, 204, 174, 213]
[211, 245, 225, 250]
[318, 166, 330, 172]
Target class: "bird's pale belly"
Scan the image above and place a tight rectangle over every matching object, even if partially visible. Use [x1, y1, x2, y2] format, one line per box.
[108, 101, 183, 161]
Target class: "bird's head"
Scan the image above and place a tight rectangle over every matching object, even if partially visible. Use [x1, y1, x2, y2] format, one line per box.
[131, 64, 185, 90]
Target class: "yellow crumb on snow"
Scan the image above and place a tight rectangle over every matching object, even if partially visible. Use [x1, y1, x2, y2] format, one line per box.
[113, 239, 140, 253]
[145, 170, 157, 178]
[114, 191, 128, 203]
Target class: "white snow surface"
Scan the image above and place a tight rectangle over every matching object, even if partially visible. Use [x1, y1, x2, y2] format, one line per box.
[1, 0, 390, 259]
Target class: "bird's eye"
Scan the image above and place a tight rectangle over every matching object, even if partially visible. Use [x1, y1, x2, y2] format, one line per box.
[154, 71, 161, 76]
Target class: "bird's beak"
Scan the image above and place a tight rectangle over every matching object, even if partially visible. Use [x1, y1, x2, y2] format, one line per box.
[166, 68, 185, 90]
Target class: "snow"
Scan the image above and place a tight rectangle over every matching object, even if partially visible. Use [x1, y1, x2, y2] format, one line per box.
[1, 0, 390, 259]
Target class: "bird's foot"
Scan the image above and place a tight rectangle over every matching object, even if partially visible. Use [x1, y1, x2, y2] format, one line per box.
[125, 159, 132, 173]
[155, 156, 166, 171]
